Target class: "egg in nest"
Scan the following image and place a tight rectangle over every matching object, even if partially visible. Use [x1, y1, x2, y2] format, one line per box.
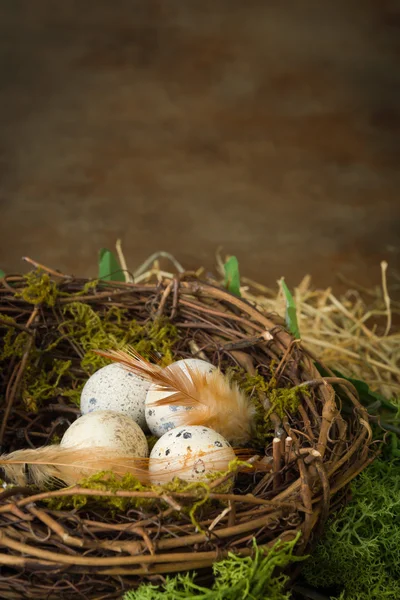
[149, 425, 235, 484]
[61, 410, 149, 457]
[80, 363, 150, 429]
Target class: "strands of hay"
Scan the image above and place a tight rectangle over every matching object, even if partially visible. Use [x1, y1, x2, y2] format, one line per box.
[117, 246, 399, 400]
[240, 267, 399, 400]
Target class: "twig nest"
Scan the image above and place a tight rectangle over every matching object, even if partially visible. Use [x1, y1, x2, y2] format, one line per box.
[61, 410, 149, 457]
[80, 363, 150, 428]
[149, 425, 235, 485]
[145, 359, 216, 436]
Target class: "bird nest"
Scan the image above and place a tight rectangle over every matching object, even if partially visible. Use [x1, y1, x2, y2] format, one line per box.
[0, 268, 373, 600]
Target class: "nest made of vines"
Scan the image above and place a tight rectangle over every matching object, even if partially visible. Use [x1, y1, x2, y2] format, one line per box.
[0, 270, 372, 600]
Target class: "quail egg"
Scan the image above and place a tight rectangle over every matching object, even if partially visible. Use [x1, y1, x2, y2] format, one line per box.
[61, 410, 148, 457]
[149, 425, 235, 484]
[80, 363, 150, 429]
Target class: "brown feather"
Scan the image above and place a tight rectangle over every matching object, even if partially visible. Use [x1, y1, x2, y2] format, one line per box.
[95, 347, 255, 444]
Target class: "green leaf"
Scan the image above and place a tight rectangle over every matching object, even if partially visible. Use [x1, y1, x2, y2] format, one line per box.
[279, 278, 300, 339]
[224, 256, 241, 297]
[315, 362, 396, 412]
[0, 269, 5, 278]
[98, 249, 125, 282]
[331, 370, 394, 408]
[314, 362, 400, 436]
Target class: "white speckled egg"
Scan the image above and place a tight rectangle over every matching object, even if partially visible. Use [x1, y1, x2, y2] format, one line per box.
[61, 410, 148, 457]
[80, 363, 150, 429]
[145, 359, 216, 437]
[149, 425, 235, 484]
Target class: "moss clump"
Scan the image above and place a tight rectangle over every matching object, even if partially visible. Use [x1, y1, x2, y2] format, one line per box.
[15, 271, 97, 307]
[227, 369, 272, 396]
[54, 302, 179, 375]
[146, 435, 159, 453]
[22, 359, 72, 412]
[124, 533, 304, 600]
[206, 458, 252, 483]
[303, 450, 400, 600]
[44, 472, 154, 513]
[265, 387, 302, 421]
[0, 328, 30, 360]
[226, 367, 303, 448]
[17, 271, 59, 306]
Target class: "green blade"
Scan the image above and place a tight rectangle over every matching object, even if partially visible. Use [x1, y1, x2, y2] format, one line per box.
[98, 249, 125, 282]
[315, 361, 397, 420]
[279, 278, 300, 339]
[224, 256, 241, 297]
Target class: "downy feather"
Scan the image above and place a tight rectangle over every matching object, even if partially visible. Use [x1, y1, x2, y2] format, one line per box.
[0, 446, 265, 488]
[95, 347, 255, 444]
[0, 445, 149, 487]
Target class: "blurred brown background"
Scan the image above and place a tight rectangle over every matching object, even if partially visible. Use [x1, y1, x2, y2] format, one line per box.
[0, 0, 399, 291]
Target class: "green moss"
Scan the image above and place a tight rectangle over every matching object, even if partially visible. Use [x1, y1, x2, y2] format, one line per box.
[22, 359, 72, 412]
[146, 435, 159, 453]
[265, 387, 302, 421]
[54, 302, 179, 374]
[59, 279, 99, 297]
[226, 367, 303, 448]
[0, 314, 31, 361]
[44, 472, 155, 512]
[17, 271, 59, 306]
[227, 369, 271, 396]
[123, 533, 304, 600]
[0, 328, 30, 360]
[206, 458, 252, 482]
[14, 271, 98, 307]
[59, 383, 85, 407]
[303, 453, 400, 600]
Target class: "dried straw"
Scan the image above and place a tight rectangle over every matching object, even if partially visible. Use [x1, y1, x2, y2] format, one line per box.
[133, 249, 399, 399]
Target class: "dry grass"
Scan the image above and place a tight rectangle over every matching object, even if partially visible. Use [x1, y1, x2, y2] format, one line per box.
[240, 266, 399, 400]
[124, 245, 400, 400]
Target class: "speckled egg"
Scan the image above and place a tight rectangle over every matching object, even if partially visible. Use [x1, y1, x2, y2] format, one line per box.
[61, 410, 149, 457]
[149, 425, 235, 484]
[80, 363, 150, 429]
[145, 358, 216, 437]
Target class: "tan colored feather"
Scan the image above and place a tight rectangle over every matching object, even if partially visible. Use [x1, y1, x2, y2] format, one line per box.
[0, 445, 149, 487]
[0, 444, 267, 488]
[95, 347, 255, 444]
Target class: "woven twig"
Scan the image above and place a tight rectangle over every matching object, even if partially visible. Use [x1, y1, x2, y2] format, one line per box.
[0, 270, 372, 599]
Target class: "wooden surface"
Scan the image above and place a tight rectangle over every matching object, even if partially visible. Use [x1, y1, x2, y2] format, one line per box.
[0, 0, 399, 291]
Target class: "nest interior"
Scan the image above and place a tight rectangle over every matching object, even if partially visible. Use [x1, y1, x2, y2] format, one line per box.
[0, 270, 372, 600]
